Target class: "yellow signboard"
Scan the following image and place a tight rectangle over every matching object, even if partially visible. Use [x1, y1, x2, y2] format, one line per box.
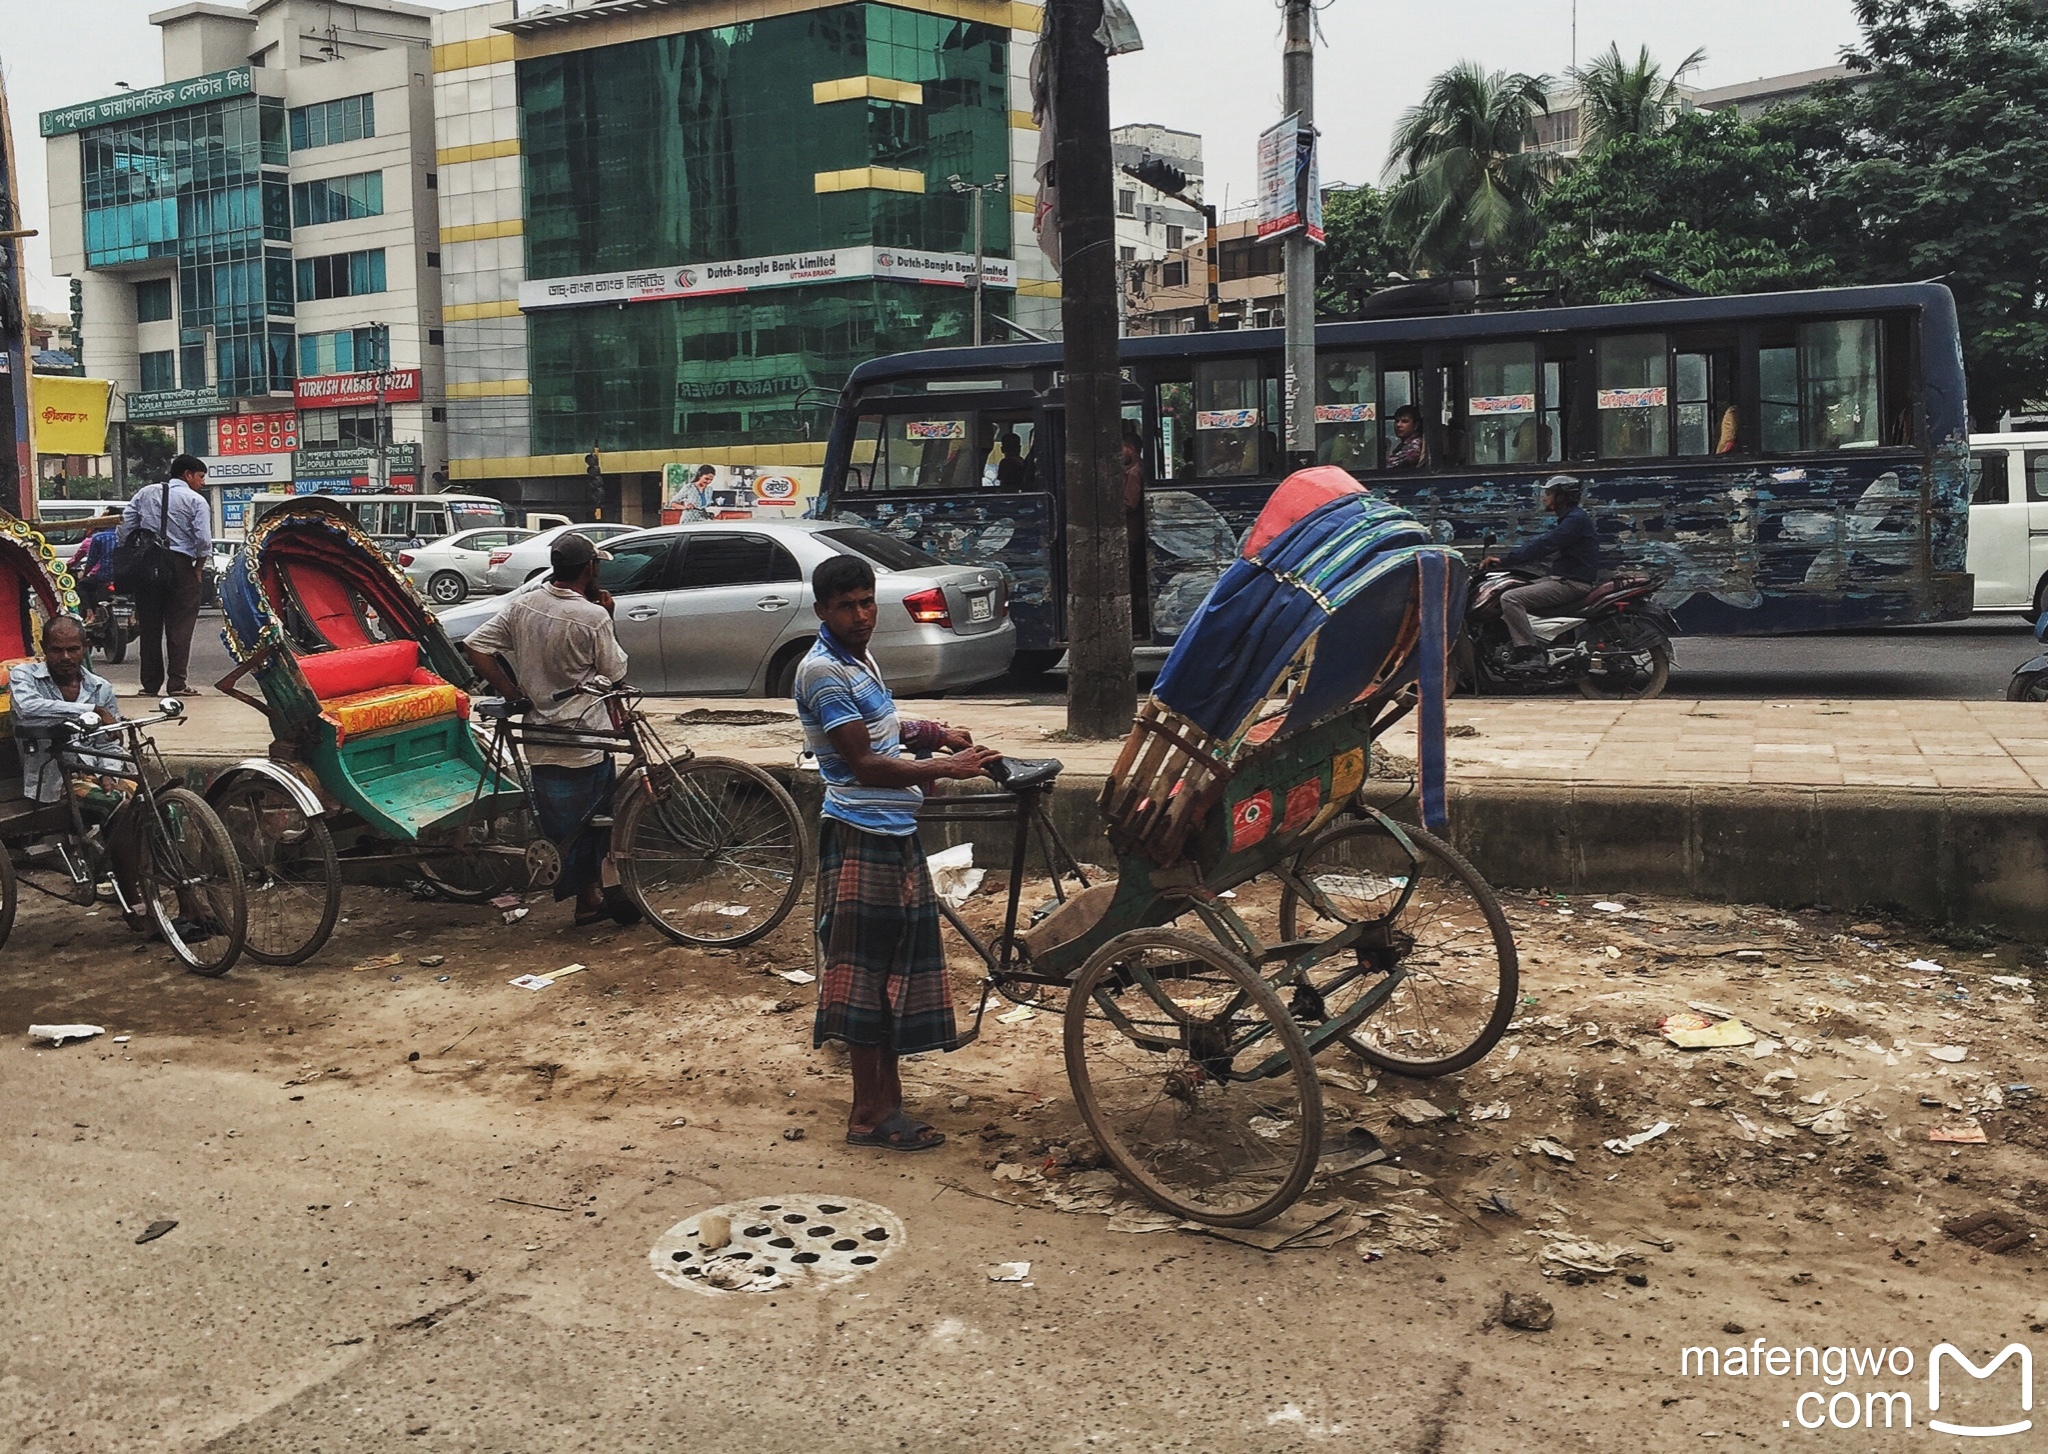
[29, 376, 113, 457]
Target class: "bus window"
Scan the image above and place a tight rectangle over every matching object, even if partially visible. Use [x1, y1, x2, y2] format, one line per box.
[1970, 452, 2009, 504]
[1803, 318, 1881, 450]
[982, 411, 1039, 490]
[1155, 379, 1194, 480]
[904, 414, 978, 490]
[414, 505, 450, 539]
[1194, 359, 1272, 478]
[1466, 342, 1540, 466]
[1381, 363, 1422, 469]
[1315, 352, 1378, 470]
[1674, 346, 1737, 457]
[1760, 333, 1801, 453]
[1597, 334, 1671, 457]
[849, 415, 884, 492]
[2026, 452, 2048, 504]
[1541, 355, 1573, 462]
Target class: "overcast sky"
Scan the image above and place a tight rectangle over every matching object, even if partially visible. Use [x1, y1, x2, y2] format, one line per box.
[1, 0, 1864, 310]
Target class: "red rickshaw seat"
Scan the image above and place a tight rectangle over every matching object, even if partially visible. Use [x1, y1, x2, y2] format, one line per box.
[296, 640, 466, 741]
[269, 557, 376, 650]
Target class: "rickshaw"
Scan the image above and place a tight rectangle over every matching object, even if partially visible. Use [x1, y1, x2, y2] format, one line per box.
[0, 512, 247, 973]
[205, 497, 806, 964]
[914, 471, 1518, 1227]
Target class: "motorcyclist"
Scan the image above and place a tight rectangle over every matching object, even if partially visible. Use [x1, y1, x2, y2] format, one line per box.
[1481, 475, 1598, 663]
[68, 521, 121, 613]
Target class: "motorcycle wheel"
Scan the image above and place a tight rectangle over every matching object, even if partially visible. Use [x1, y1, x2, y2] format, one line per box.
[103, 620, 127, 666]
[2007, 670, 2048, 703]
[1578, 631, 1672, 701]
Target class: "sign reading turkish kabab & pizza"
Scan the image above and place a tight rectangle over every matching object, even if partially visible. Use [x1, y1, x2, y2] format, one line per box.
[216, 412, 299, 455]
[295, 370, 423, 409]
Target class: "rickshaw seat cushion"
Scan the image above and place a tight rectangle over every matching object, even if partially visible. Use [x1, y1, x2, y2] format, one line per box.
[299, 641, 423, 699]
[297, 641, 466, 740]
[277, 558, 374, 649]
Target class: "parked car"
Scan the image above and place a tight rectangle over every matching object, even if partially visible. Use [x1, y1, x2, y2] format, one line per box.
[204, 539, 238, 606]
[437, 520, 1015, 696]
[399, 527, 536, 605]
[1969, 431, 2048, 617]
[483, 522, 639, 593]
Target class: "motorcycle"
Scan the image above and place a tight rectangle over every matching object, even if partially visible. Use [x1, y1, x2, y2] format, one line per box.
[79, 585, 135, 667]
[1459, 564, 1679, 700]
[2006, 614, 2048, 701]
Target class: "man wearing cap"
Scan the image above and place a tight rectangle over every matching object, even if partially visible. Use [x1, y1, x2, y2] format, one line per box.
[460, 531, 640, 927]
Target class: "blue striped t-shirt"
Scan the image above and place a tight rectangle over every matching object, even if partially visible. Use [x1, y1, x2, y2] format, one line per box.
[794, 628, 921, 836]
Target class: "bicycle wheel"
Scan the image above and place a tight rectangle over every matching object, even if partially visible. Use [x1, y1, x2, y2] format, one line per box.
[0, 846, 15, 951]
[143, 787, 247, 977]
[1277, 818, 1517, 1077]
[211, 776, 340, 965]
[1065, 928, 1323, 1228]
[419, 803, 537, 903]
[616, 757, 806, 948]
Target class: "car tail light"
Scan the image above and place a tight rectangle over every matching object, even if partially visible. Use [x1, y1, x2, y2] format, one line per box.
[488, 551, 512, 567]
[398, 552, 415, 567]
[903, 586, 952, 627]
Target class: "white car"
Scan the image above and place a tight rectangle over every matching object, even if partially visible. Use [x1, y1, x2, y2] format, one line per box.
[399, 527, 536, 605]
[483, 522, 640, 592]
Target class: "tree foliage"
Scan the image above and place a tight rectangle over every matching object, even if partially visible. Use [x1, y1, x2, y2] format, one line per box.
[1382, 62, 1554, 274]
[1315, 184, 1402, 314]
[1770, 0, 2048, 426]
[1569, 43, 1705, 153]
[1532, 109, 1831, 303]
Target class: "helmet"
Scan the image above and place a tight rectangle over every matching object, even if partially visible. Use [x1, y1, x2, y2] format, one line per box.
[1542, 474, 1583, 508]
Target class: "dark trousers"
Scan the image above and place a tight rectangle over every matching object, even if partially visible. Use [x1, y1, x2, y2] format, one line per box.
[134, 558, 203, 693]
[1501, 576, 1592, 648]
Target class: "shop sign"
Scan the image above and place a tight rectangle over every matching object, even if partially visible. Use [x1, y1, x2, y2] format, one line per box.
[40, 67, 253, 137]
[217, 412, 299, 455]
[199, 452, 293, 485]
[520, 245, 1016, 311]
[125, 387, 222, 421]
[295, 370, 423, 408]
[293, 442, 422, 477]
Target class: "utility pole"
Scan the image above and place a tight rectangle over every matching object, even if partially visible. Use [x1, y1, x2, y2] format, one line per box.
[0, 67, 33, 519]
[1052, 0, 1136, 738]
[1282, 0, 1318, 470]
[950, 173, 1008, 347]
[372, 321, 389, 493]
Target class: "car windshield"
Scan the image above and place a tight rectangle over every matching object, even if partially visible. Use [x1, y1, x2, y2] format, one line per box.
[819, 526, 940, 573]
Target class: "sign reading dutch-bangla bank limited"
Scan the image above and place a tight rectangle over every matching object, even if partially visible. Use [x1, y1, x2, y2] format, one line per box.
[294, 370, 423, 409]
[519, 246, 1018, 311]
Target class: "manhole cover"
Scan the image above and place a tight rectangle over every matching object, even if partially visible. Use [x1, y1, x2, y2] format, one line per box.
[673, 708, 794, 727]
[651, 1196, 905, 1294]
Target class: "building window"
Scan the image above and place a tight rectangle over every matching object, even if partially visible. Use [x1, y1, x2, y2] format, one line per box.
[427, 328, 444, 345]
[1163, 260, 1188, 288]
[288, 93, 375, 151]
[292, 171, 384, 226]
[426, 173, 437, 190]
[1166, 225, 1185, 251]
[298, 405, 388, 449]
[135, 279, 174, 323]
[139, 350, 177, 393]
[295, 248, 386, 300]
[431, 406, 446, 422]
[182, 418, 211, 455]
[299, 326, 385, 377]
[425, 252, 440, 268]
[1119, 245, 1137, 267]
[1117, 188, 1137, 217]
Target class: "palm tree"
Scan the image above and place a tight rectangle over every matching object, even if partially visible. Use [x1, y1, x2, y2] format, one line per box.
[1382, 62, 1554, 274]
[1570, 44, 1706, 152]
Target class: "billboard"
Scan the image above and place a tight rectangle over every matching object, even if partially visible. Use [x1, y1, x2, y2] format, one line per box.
[661, 463, 821, 523]
[29, 376, 113, 456]
[522, 246, 1017, 311]
[295, 370, 423, 408]
[216, 411, 299, 455]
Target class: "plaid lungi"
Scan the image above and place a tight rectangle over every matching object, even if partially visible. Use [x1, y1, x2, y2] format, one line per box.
[813, 820, 957, 1054]
[530, 760, 614, 902]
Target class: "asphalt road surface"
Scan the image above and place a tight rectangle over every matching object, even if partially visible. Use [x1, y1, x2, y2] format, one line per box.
[90, 609, 2042, 703]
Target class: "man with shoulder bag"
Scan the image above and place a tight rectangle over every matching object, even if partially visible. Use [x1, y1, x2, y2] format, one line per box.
[116, 454, 211, 697]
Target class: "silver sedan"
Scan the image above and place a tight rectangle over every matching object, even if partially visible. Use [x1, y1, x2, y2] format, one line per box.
[435, 520, 1016, 696]
[399, 527, 536, 605]
[482, 522, 640, 592]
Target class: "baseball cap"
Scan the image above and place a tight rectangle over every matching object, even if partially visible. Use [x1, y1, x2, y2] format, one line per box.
[550, 531, 613, 573]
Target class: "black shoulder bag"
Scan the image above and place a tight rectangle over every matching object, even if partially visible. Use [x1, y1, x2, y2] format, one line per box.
[112, 479, 177, 594]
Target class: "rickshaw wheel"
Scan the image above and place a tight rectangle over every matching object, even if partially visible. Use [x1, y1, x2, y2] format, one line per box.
[0, 847, 15, 951]
[617, 757, 806, 948]
[1278, 819, 1518, 1077]
[211, 776, 341, 966]
[419, 806, 537, 903]
[1066, 928, 1323, 1229]
[144, 787, 248, 978]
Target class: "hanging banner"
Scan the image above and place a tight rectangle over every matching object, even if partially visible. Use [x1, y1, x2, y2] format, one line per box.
[29, 376, 113, 456]
[1255, 114, 1324, 245]
[520, 246, 1016, 311]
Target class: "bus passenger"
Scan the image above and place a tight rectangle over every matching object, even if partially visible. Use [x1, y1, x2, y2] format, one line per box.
[1387, 406, 1428, 470]
[995, 433, 1030, 489]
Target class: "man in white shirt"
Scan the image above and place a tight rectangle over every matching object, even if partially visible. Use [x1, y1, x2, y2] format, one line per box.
[118, 454, 211, 697]
[460, 532, 639, 927]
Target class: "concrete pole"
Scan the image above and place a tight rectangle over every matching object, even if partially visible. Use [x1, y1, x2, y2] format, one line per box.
[1053, 0, 1137, 738]
[0, 68, 32, 519]
[971, 186, 986, 348]
[1282, 0, 1317, 470]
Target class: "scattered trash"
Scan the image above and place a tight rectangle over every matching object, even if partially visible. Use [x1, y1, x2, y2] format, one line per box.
[1530, 1138, 1577, 1163]
[489, 894, 522, 910]
[1539, 1231, 1645, 1277]
[1990, 975, 2034, 991]
[1806, 1109, 1851, 1137]
[1592, 902, 1627, 913]
[418, 954, 446, 968]
[111, 1035, 130, 1044]
[782, 1126, 806, 1142]
[1469, 1102, 1512, 1122]
[1927, 1045, 1968, 1063]
[502, 907, 529, 925]
[1479, 1191, 1519, 1217]
[1930, 1125, 1989, 1145]
[1318, 1069, 1370, 1093]
[1602, 1122, 1673, 1156]
[1942, 1210, 2032, 1254]
[1316, 1126, 1390, 1174]
[1499, 1290, 1555, 1331]
[1904, 959, 1945, 975]
[1187, 1202, 1352, 1252]
[509, 963, 587, 991]
[135, 1219, 177, 1245]
[775, 969, 816, 985]
[988, 1261, 1032, 1282]
[1661, 1012, 1757, 1050]
[995, 1006, 1037, 1025]
[28, 1024, 105, 1047]
[1393, 1098, 1452, 1126]
[927, 843, 986, 910]
[948, 1095, 972, 1111]
[351, 952, 403, 973]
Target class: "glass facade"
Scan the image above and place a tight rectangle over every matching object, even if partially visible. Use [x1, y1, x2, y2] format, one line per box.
[296, 248, 386, 300]
[78, 93, 294, 399]
[289, 94, 375, 151]
[519, 4, 1013, 455]
[300, 326, 385, 377]
[292, 170, 383, 226]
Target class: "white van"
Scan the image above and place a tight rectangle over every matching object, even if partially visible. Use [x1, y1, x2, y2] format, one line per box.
[1967, 431, 2048, 615]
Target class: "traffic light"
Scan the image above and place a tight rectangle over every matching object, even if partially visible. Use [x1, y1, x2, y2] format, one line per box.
[1121, 156, 1189, 201]
[584, 446, 604, 518]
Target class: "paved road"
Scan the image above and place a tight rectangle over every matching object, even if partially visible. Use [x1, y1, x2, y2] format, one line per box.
[95, 609, 2042, 704]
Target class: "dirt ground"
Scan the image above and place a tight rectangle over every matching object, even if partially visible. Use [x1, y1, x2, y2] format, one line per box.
[3, 864, 2046, 1452]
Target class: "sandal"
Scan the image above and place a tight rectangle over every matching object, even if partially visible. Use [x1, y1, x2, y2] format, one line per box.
[846, 1110, 945, 1152]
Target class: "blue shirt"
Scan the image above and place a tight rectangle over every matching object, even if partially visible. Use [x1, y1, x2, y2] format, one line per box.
[794, 627, 920, 837]
[6, 660, 122, 802]
[1504, 505, 1599, 584]
[120, 477, 211, 563]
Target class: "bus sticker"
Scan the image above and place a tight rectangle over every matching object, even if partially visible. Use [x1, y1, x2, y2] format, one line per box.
[1469, 394, 1536, 416]
[905, 420, 966, 440]
[1197, 409, 1261, 430]
[1597, 387, 1668, 410]
[1314, 403, 1376, 424]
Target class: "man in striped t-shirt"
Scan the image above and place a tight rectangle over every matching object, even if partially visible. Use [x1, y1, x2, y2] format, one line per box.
[795, 554, 999, 1152]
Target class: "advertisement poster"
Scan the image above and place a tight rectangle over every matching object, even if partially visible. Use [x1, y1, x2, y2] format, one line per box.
[295, 370, 423, 409]
[217, 411, 298, 455]
[661, 463, 821, 524]
[28, 375, 113, 456]
[1256, 114, 1324, 245]
[522, 246, 1015, 311]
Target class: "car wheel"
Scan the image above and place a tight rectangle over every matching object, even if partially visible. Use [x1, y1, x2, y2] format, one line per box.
[767, 643, 808, 699]
[427, 571, 468, 605]
[2030, 575, 2048, 627]
[525, 567, 546, 583]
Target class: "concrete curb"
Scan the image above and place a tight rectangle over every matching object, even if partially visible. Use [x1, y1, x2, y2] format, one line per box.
[163, 752, 2048, 939]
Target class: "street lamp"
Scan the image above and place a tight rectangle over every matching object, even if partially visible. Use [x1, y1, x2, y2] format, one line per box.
[948, 172, 1007, 347]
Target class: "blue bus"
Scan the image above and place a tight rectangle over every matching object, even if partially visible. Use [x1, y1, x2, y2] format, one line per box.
[814, 283, 1971, 672]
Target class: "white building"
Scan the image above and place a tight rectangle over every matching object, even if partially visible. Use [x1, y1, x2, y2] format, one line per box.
[1112, 123, 1205, 309]
[42, 0, 445, 533]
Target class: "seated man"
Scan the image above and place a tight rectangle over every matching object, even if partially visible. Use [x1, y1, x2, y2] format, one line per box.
[6, 616, 151, 932]
[1483, 475, 1600, 662]
[1386, 406, 1428, 470]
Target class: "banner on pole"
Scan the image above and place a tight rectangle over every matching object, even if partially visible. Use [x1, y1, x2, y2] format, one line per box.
[1256, 115, 1324, 245]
